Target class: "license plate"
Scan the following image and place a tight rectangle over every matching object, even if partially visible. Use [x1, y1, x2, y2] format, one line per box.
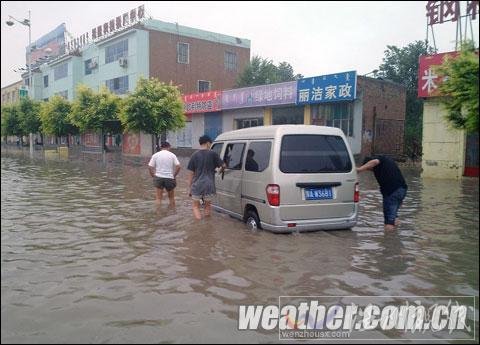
[304, 187, 333, 200]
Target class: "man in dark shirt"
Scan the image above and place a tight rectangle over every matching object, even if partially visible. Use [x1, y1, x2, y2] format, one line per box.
[357, 155, 408, 230]
[187, 135, 225, 220]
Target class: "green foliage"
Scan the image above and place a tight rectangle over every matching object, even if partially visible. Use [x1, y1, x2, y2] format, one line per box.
[435, 42, 479, 133]
[378, 41, 435, 159]
[1, 103, 22, 137]
[70, 85, 122, 133]
[18, 97, 41, 134]
[120, 77, 185, 135]
[39, 95, 77, 137]
[236, 56, 303, 87]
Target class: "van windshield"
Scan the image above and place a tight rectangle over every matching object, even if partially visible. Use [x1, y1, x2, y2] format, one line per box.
[280, 134, 352, 173]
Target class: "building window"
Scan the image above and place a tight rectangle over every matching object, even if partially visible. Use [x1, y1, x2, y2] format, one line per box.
[54, 63, 68, 81]
[237, 118, 263, 129]
[24, 78, 30, 86]
[105, 39, 128, 64]
[106, 75, 129, 94]
[177, 42, 189, 64]
[43, 75, 49, 87]
[43, 98, 49, 102]
[56, 90, 68, 99]
[272, 106, 304, 125]
[84, 58, 98, 75]
[312, 102, 354, 137]
[224, 51, 237, 71]
[198, 80, 211, 92]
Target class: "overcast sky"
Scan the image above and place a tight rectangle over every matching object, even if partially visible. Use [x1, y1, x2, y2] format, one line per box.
[1, 1, 478, 88]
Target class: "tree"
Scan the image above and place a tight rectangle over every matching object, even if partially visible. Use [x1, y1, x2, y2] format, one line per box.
[69, 84, 122, 133]
[236, 56, 303, 87]
[435, 42, 479, 133]
[119, 77, 185, 141]
[1, 104, 22, 142]
[378, 41, 435, 159]
[39, 95, 77, 145]
[18, 97, 41, 136]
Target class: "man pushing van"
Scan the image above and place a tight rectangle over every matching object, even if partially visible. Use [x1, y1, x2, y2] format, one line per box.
[187, 135, 226, 220]
[357, 155, 408, 231]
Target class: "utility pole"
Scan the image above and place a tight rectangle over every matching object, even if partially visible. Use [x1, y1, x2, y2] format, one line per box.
[6, 10, 34, 158]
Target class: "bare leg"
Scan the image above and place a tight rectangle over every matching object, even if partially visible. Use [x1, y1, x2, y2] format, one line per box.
[192, 200, 202, 220]
[204, 200, 212, 217]
[155, 188, 164, 204]
[384, 224, 396, 231]
[167, 189, 175, 207]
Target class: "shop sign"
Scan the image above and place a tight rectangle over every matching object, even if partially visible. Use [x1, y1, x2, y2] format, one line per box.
[222, 81, 297, 110]
[296, 71, 356, 105]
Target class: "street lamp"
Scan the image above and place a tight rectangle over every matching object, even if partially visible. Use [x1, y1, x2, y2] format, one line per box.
[6, 11, 34, 157]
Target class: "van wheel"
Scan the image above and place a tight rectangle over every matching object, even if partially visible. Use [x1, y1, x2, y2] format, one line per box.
[245, 210, 261, 231]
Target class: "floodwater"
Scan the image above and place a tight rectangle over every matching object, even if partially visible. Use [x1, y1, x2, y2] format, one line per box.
[1, 152, 479, 343]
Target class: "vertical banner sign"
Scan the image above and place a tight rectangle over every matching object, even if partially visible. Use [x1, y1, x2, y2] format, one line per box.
[122, 132, 141, 155]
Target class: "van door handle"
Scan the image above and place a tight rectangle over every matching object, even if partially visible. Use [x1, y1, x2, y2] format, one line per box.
[296, 182, 342, 188]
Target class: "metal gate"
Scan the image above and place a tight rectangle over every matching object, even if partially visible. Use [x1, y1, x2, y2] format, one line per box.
[373, 119, 405, 156]
[464, 132, 479, 177]
[204, 112, 223, 141]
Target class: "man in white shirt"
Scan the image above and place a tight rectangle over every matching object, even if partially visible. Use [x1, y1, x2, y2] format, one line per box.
[148, 141, 181, 206]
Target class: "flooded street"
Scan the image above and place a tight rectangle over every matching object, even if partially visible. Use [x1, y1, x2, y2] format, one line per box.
[1, 153, 479, 343]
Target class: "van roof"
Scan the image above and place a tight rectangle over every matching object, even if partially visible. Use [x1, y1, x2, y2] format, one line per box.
[214, 125, 345, 141]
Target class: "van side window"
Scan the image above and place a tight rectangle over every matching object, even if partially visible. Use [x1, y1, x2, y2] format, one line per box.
[211, 143, 223, 156]
[223, 143, 245, 170]
[246, 141, 271, 172]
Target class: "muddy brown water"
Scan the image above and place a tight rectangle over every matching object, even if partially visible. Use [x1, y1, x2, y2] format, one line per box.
[1, 152, 478, 343]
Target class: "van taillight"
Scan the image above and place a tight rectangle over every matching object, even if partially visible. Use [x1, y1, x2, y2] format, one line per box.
[266, 184, 280, 206]
[354, 182, 360, 203]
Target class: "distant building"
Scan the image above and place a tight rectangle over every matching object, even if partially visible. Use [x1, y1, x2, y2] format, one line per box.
[1, 80, 23, 105]
[24, 14, 250, 102]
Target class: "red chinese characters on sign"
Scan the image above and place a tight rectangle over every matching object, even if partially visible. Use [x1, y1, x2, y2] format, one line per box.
[418, 51, 459, 97]
[123, 132, 141, 155]
[467, 0, 479, 19]
[426, 1, 460, 24]
[183, 91, 222, 114]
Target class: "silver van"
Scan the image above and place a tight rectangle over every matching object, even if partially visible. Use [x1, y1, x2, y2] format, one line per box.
[211, 125, 359, 233]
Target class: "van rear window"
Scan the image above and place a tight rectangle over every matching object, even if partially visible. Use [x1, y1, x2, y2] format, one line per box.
[280, 135, 352, 173]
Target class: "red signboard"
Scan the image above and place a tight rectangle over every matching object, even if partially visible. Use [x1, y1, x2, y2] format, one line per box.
[83, 132, 100, 147]
[183, 91, 222, 114]
[417, 51, 459, 98]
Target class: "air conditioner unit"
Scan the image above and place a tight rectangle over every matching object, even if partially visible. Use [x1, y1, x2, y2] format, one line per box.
[118, 57, 128, 67]
[88, 61, 98, 69]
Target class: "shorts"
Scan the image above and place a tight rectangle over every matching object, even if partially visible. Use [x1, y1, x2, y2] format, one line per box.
[191, 194, 215, 202]
[382, 187, 407, 225]
[153, 177, 176, 191]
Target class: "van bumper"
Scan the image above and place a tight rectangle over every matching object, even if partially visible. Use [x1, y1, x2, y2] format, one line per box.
[260, 212, 358, 233]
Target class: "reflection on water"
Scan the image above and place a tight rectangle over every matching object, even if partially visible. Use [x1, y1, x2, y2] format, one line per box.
[1, 154, 479, 343]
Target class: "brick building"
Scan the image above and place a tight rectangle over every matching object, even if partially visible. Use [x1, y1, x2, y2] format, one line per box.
[357, 76, 406, 158]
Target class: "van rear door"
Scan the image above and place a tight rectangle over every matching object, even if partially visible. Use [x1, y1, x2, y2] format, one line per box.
[277, 134, 356, 221]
